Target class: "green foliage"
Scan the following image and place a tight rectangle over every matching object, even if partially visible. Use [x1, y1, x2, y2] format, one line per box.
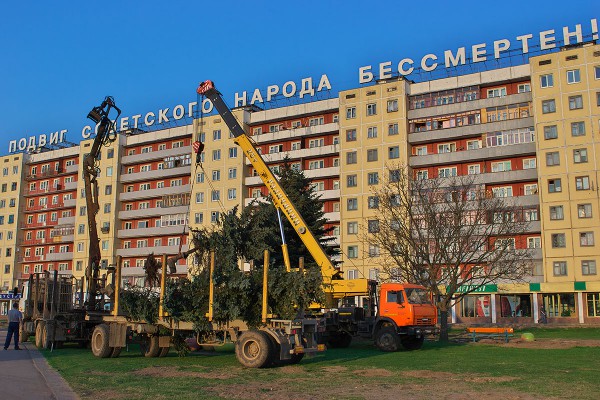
[119, 285, 160, 323]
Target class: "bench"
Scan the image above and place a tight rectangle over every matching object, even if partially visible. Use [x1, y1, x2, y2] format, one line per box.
[466, 327, 514, 343]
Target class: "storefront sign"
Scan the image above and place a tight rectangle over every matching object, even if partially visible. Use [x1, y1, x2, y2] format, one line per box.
[455, 284, 498, 293]
[0, 293, 22, 300]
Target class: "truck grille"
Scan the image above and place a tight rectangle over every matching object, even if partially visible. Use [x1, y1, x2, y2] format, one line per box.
[416, 318, 433, 326]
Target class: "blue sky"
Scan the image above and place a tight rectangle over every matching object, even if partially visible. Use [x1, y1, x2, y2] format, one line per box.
[0, 1, 596, 155]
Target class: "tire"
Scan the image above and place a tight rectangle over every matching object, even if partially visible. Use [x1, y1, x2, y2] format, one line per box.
[110, 346, 123, 358]
[159, 346, 170, 357]
[401, 336, 424, 351]
[375, 326, 401, 352]
[20, 323, 30, 343]
[235, 330, 273, 368]
[35, 322, 45, 349]
[91, 324, 112, 358]
[327, 332, 352, 348]
[41, 324, 51, 349]
[140, 335, 161, 358]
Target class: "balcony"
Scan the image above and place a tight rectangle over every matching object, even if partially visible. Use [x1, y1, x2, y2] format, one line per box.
[64, 198, 77, 208]
[244, 167, 340, 186]
[323, 211, 340, 222]
[20, 221, 56, 230]
[119, 184, 190, 202]
[411, 142, 536, 167]
[116, 244, 189, 258]
[118, 205, 189, 220]
[64, 181, 78, 191]
[57, 216, 75, 226]
[245, 144, 340, 166]
[251, 122, 339, 145]
[409, 117, 534, 145]
[407, 92, 533, 120]
[120, 166, 190, 183]
[51, 234, 74, 243]
[66, 164, 79, 174]
[117, 225, 189, 239]
[120, 262, 188, 276]
[120, 146, 192, 165]
[45, 252, 74, 262]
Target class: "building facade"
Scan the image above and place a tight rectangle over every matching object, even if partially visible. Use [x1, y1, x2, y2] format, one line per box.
[1, 40, 599, 325]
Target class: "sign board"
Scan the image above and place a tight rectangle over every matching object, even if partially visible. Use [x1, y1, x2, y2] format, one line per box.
[0, 294, 22, 300]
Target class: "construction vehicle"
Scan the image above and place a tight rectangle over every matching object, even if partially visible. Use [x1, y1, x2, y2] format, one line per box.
[20, 97, 123, 350]
[197, 80, 438, 351]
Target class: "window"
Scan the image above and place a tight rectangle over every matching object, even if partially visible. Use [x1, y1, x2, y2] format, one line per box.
[253, 127, 262, 135]
[387, 99, 398, 112]
[346, 152, 357, 164]
[553, 261, 567, 276]
[546, 152, 560, 166]
[467, 140, 480, 150]
[415, 146, 427, 156]
[309, 138, 324, 148]
[571, 122, 586, 136]
[308, 160, 324, 169]
[368, 196, 379, 209]
[367, 149, 378, 162]
[104, 203, 111, 213]
[212, 149, 221, 161]
[549, 205, 564, 220]
[527, 237, 541, 249]
[227, 188, 236, 200]
[518, 83, 531, 93]
[548, 179, 562, 193]
[540, 74, 554, 88]
[229, 147, 237, 158]
[211, 190, 220, 201]
[367, 126, 378, 138]
[388, 146, 400, 159]
[467, 165, 480, 175]
[367, 220, 379, 233]
[569, 95, 583, 110]
[487, 87, 506, 98]
[573, 149, 588, 163]
[388, 123, 399, 135]
[367, 172, 379, 185]
[543, 125, 558, 140]
[578, 204, 592, 218]
[346, 129, 357, 141]
[213, 130, 221, 141]
[566, 69, 580, 84]
[196, 173, 205, 183]
[491, 161, 511, 172]
[492, 186, 513, 198]
[576, 176, 590, 190]
[580, 232, 594, 247]
[212, 170, 221, 181]
[523, 158, 536, 169]
[309, 117, 324, 126]
[368, 245, 380, 257]
[269, 144, 283, 153]
[438, 143, 456, 153]
[140, 183, 150, 190]
[366, 103, 377, 115]
[347, 198, 358, 210]
[524, 184, 538, 195]
[347, 175, 357, 187]
[582, 260, 597, 275]
[596, 66, 600, 80]
[228, 168, 237, 180]
[194, 213, 203, 224]
[438, 167, 457, 178]
[347, 222, 358, 235]
[551, 233, 566, 248]
[542, 99, 556, 113]
[346, 107, 356, 119]
[347, 246, 358, 258]
[195, 192, 204, 203]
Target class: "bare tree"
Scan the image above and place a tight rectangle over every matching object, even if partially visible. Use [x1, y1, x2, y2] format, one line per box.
[143, 253, 161, 288]
[367, 165, 534, 341]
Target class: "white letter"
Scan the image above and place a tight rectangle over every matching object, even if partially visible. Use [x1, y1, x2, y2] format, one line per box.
[82, 126, 92, 139]
[563, 24, 582, 45]
[187, 102, 197, 118]
[398, 58, 414, 75]
[516, 34, 533, 54]
[379, 62, 393, 80]
[250, 88, 264, 104]
[201, 98, 213, 113]
[158, 108, 169, 124]
[120, 117, 129, 131]
[420, 54, 438, 72]
[145, 112, 155, 126]
[493, 39, 510, 59]
[317, 74, 332, 91]
[38, 134, 46, 147]
[173, 105, 185, 120]
[540, 30, 556, 50]
[299, 78, 314, 98]
[8, 140, 17, 153]
[359, 66, 374, 84]
[234, 92, 247, 107]
[27, 136, 37, 151]
[49, 132, 59, 145]
[18, 138, 27, 150]
[472, 43, 487, 62]
[444, 47, 466, 67]
[282, 81, 296, 97]
[59, 130, 66, 142]
[266, 85, 279, 101]
[131, 114, 142, 129]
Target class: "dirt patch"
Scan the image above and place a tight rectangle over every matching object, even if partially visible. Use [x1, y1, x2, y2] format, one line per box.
[87, 389, 130, 400]
[278, 365, 304, 374]
[402, 370, 517, 383]
[478, 338, 600, 349]
[320, 365, 348, 373]
[133, 366, 237, 380]
[354, 368, 393, 377]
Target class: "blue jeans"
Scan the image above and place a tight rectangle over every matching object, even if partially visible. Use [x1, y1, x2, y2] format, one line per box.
[4, 322, 19, 349]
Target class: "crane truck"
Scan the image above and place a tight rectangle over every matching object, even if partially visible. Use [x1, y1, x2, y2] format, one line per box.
[196, 80, 438, 351]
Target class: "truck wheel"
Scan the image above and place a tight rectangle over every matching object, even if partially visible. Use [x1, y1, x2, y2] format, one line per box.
[110, 346, 123, 358]
[20, 323, 30, 343]
[159, 346, 170, 357]
[375, 326, 400, 352]
[91, 324, 112, 358]
[235, 330, 273, 368]
[41, 324, 51, 349]
[328, 332, 352, 348]
[401, 336, 424, 351]
[35, 322, 45, 349]
[140, 335, 161, 357]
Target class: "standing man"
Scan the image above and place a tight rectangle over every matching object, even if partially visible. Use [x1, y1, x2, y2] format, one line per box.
[4, 302, 23, 350]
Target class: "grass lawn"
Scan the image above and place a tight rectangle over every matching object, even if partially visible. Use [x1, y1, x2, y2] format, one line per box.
[41, 328, 600, 400]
